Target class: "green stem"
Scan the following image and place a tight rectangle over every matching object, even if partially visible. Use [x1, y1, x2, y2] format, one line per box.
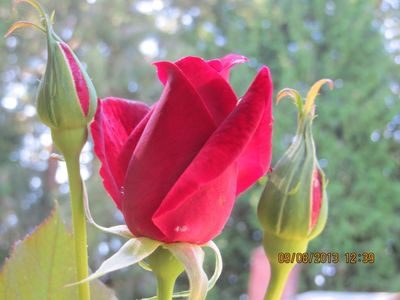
[65, 156, 90, 300]
[147, 247, 185, 300]
[264, 263, 292, 300]
[155, 274, 177, 300]
[262, 233, 308, 300]
[52, 128, 90, 300]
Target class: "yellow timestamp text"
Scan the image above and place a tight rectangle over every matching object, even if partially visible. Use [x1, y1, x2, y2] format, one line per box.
[277, 252, 375, 264]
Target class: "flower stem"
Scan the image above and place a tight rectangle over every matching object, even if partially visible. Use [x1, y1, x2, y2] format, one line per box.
[262, 233, 308, 300]
[147, 247, 185, 300]
[264, 262, 292, 300]
[155, 274, 177, 300]
[65, 156, 90, 300]
[52, 128, 90, 300]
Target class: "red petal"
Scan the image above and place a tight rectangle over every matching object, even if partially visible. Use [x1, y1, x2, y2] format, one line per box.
[60, 42, 90, 116]
[236, 70, 273, 194]
[153, 164, 238, 244]
[91, 97, 150, 209]
[207, 53, 248, 81]
[153, 67, 272, 240]
[118, 105, 155, 178]
[174, 56, 237, 124]
[122, 62, 216, 241]
[311, 169, 323, 228]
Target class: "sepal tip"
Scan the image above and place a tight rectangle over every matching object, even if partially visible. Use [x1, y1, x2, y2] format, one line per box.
[5, 20, 45, 37]
[276, 88, 303, 114]
[277, 78, 334, 118]
[304, 78, 334, 116]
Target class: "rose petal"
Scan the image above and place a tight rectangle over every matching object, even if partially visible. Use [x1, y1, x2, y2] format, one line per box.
[311, 168, 323, 228]
[60, 42, 90, 116]
[123, 61, 216, 241]
[91, 97, 150, 209]
[153, 67, 272, 239]
[174, 56, 237, 124]
[236, 72, 273, 194]
[207, 53, 248, 81]
[118, 105, 155, 177]
[153, 165, 238, 244]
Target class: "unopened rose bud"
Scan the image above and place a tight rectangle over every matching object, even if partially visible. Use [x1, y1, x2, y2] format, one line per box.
[37, 35, 97, 130]
[36, 20, 97, 130]
[257, 79, 333, 300]
[7, 0, 97, 157]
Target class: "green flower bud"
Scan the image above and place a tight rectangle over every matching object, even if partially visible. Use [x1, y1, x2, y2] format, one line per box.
[257, 115, 328, 242]
[7, 0, 97, 131]
[258, 79, 332, 242]
[39, 27, 96, 130]
[257, 79, 333, 300]
[37, 33, 97, 130]
[7, 0, 97, 158]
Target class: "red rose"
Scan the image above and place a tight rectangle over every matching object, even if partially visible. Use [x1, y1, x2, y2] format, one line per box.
[91, 54, 273, 244]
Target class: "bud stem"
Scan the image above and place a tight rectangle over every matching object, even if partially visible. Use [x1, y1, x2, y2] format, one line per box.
[65, 156, 91, 300]
[264, 262, 293, 300]
[147, 247, 185, 300]
[262, 233, 308, 300]
[155, 275, 176, 300]
[52, 128, 90, 300]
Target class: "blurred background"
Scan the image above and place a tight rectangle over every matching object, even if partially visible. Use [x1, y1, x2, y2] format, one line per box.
[0, 0, 399, 299]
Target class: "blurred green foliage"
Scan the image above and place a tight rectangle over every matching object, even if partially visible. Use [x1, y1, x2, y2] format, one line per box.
[0, 0, 399, 299]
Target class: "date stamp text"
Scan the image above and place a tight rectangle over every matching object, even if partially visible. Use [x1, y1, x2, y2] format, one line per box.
[277, 252, 375, 264]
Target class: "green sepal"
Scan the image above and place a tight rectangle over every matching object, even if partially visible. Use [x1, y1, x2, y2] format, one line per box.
[9, 0, 97, 130]
[68, 238, 161, 286]
[258, 116, 326, 240]
[166, 243, 208, 300]
[37, 26, 97, 130]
